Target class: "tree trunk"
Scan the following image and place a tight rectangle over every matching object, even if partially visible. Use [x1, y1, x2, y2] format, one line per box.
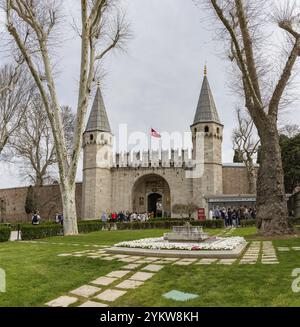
[246, 161, 256, 194]
[61, 183, 78, 235]
[256, 124, 292, 236]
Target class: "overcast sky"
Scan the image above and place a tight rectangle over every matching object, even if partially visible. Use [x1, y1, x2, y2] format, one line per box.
[0, 0, 300, 189]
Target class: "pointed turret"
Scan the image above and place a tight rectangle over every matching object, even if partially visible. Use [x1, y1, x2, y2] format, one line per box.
[192, 66, 221, 126]
[85, 87, 111, 133]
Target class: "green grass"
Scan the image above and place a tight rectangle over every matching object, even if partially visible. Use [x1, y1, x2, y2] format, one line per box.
[0, 227, 300, 307]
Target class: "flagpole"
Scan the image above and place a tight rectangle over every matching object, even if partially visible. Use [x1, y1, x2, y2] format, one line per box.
[149, 127, 152, 160]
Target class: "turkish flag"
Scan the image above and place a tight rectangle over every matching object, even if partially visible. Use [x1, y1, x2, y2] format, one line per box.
[151, 128, 161, 138]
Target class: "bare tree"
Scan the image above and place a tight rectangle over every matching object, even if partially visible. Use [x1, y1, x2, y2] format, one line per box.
[279, 124, 300, 138]
[3, 0, 130, 235]
[203, 0, 300, 235]
[10, 93, 75, 186]
[0, 64, 30, 154]
[232, 107, 260, 194]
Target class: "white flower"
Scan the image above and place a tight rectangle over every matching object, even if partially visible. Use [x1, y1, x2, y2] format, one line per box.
[114, 236, 246, 251]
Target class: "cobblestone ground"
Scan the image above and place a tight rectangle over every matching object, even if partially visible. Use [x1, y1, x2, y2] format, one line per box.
[44, 239, 292, 307]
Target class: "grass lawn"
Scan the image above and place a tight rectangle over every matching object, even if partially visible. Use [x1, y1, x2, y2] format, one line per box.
[0, 227, 300, 307]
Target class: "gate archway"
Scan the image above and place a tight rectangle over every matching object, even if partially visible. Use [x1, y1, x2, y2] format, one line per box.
[132, 174, 171, 217]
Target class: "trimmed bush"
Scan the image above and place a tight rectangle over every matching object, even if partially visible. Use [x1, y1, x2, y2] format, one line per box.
[240, 219, 257, 227]
[78, 221, 104, 233]
[0, 226, 10, 242]
[20, 224, 63, 240]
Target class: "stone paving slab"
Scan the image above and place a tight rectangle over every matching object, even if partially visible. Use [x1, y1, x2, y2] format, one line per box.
[91, 276, 117, 286]
[154, 260, 170, 264]
[262, 261, 279, 264]
[277, 247, 290, 251]
[142, 264, 164, 272]
[102, 257, 115, 261]
[94, 289, 127, 302]
[173, 260, 193, 266]
[107, 270, 131, 278]
[218, 259, 236, 265]
[130, 272, 155, 281]
[58, 253, 72, 257]
[46, 296, 78, 307]
[121, 263, 142, 270]
[113, 254, 129, 258]
[115, 280, 144, 289]
[196, 258, 218, 265]
[79, 301, 108, 307]
[118, 257, 139, 263]
[292, 247, 300, 250]
[70, 285, 101, 298]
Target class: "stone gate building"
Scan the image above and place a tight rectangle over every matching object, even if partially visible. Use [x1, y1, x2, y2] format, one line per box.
[0, 69, 257, 223]
[82, 69, 256, 220]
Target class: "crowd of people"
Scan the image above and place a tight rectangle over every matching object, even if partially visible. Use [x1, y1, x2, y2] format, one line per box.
[31, 206, 256, 227]
[100, 211, 155, 223]
[209, 206, 256, 227]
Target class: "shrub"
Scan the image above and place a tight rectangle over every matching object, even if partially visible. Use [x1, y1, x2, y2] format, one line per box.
[239, 219, 257, 227]
[20, 224, 63, 240]
[78, 221, 103, 233]
[0, 226, 10, 242]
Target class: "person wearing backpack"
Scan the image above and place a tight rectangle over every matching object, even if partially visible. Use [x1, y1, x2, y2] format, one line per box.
[32, 211, 41, 225]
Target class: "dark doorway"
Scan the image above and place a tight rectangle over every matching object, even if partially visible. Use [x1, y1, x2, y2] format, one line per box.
[148, 193, 162, 217]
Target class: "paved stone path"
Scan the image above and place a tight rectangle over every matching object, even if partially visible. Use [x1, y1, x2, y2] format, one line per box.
[45, 240, 286, 307]
[46, 258, 166, 307]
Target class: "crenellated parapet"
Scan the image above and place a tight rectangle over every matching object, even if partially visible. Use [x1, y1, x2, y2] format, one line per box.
[112, 149, 195, 169]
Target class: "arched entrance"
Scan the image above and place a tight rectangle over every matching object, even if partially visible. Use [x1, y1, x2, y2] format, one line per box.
[132, 174, 171, 217]
[148, 193, 162, 217]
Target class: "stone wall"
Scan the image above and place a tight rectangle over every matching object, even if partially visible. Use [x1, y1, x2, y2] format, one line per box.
[222, 165, 256, 195]
[0, 183, 82, 223]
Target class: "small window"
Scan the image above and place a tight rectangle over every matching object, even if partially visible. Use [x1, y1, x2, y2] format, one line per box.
[217, 127, 220, 134]
[90, 134, 94, 141]
[204, 126, 209, 133]
[101, 134, 104, 140]
[194, 128, 197, 133]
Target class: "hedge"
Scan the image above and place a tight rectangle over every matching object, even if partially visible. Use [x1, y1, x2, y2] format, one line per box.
[20, 224, 63, 240]
[0, 226, 11, 242]
[18, 219, 224, 240]
[78, 219, 224, 233]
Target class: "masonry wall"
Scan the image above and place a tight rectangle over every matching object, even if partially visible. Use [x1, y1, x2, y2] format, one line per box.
[222, 166, 255, 195]
[110, 167, 194, 216]
[0, 183, 82, 223]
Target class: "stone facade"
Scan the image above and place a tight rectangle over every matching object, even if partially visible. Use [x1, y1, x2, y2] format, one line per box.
[81, 70, 255, 220]
[0, 184, 82, 223]
[0, 70, 256, 223]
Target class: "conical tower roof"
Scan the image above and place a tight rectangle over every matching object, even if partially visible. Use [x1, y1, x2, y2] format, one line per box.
[85, 87, 111, 133]
[193, 67, 221, 125]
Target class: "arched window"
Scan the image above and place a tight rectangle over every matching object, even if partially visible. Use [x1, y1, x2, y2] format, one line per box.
[204, 126, 209, 133]
[194, 127, 197, 133]
[217, 127, 220, 134]
[90, 134, 94, 141]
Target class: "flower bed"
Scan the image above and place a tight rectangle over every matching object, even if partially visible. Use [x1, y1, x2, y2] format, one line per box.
[115, 236, 246, 251]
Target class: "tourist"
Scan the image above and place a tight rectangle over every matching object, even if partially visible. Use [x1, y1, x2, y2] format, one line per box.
[101, 212, 107, 224]
[31, 211, 41, 225]
[213, 207, 220, 219]
[209, 209, 213, 220]
[227, 207, 232, 227]
[111, 212, 117, 221]
[221, 208, 227, 227]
